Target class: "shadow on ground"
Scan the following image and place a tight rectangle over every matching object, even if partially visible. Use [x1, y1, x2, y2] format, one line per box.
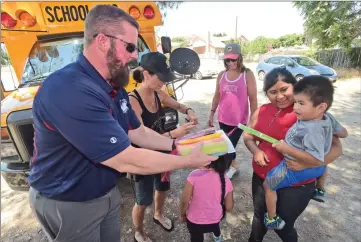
[119, 90, 361, 242]
[1, 79, 360, 242]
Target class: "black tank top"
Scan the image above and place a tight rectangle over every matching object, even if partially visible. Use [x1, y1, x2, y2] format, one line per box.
[129, 89, 165, 134]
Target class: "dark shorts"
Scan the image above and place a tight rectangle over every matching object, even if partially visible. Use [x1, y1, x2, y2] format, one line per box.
[135, 173, 170, 206]
[219, 122, 244, 160]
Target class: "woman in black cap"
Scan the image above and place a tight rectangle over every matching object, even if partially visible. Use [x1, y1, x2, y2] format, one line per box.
[129, 51, 198, 242]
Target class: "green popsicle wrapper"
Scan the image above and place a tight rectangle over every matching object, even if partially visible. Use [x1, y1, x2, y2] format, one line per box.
[238, 124, 279, 144]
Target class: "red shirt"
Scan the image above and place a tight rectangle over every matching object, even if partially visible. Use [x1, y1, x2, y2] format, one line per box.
[252, 103, 315, 185]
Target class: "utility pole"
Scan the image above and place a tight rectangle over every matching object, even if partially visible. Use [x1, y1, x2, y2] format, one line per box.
[235, 16, 238, 39]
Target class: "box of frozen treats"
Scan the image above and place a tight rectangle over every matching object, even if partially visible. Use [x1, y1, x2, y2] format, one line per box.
[176, 129, 235, 156]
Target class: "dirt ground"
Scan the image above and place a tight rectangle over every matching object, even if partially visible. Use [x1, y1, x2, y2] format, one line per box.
[1, 65, 360, 241]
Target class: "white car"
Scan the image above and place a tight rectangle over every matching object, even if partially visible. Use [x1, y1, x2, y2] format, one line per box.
[193, 57, 220, 80]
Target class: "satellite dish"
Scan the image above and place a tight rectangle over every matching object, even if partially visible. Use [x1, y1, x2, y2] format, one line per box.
[169, 48, 200, 75]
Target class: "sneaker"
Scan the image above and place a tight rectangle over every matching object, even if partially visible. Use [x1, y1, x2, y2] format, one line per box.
[213, 234, 223, 242]
[226, 167, 238, 179]
[264, 213, 286, 230]
[312, 188, 327, 202]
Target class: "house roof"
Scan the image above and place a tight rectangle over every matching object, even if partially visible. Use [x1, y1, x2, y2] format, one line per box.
[212, 35, 249, 43]
[189, 35, 225, 49]
[210, 38, 226, 48]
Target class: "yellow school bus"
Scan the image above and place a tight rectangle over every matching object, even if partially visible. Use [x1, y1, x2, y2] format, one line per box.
[0, 1, 179, 190]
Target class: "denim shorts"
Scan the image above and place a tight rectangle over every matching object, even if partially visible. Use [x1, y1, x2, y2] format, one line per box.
[135, 173, 170, 206]
[266, 159, 326, 191]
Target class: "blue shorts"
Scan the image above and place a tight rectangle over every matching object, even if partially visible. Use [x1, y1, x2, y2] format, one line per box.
[266, 159, 326, 191]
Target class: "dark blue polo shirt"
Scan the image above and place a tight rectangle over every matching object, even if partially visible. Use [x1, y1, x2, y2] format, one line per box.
[28, 53, 141, 202]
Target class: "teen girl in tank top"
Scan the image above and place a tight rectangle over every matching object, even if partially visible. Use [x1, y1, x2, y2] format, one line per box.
[208, 43, 258, 179]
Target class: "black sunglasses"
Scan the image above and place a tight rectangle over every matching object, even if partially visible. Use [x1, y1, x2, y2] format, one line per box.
[225, 59, 237, 63]
[93, 33, 138, 53]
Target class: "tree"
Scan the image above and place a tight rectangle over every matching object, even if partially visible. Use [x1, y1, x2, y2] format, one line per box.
[171, 37, 187, 43]
[294, 1, 361, 49]
[1, 50, 10, 66]
[213, 33, 227, 37]
[224, 33, 306, 55]
[247, 37, 270, 54]
[156, 1, 183, 19]
[278, 33, 305, 47]
[170, 37, 188, 51]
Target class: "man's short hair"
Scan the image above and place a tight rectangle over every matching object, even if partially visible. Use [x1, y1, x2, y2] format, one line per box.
[294, 75, 335, 111]
[84, 5, 139, 47]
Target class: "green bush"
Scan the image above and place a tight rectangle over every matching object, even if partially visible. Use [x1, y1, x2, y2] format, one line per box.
[225, 33, 305, 56]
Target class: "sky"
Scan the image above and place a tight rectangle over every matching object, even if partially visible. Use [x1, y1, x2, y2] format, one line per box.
[156, 2, 305, 40]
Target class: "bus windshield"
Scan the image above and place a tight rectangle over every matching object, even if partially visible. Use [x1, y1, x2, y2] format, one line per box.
[21, 35, 150, 86]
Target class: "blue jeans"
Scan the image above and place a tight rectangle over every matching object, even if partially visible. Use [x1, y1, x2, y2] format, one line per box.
[266, 159, 326, 191]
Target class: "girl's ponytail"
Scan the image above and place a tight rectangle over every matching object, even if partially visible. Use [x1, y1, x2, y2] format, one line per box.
[208, 154, 233, 220]
[219, 171, 226, 220]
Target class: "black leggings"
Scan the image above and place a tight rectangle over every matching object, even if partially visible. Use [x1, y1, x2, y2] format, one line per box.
[219, 122, 244, 160]
[186, 219, 220, 242]
[249, 172, 315, 242]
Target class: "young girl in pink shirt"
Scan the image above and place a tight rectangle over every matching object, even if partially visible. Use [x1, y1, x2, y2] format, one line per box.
[180, 154, 234, 242]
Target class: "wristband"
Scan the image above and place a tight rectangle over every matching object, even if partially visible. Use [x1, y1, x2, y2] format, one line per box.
[171, 140, 177, 155]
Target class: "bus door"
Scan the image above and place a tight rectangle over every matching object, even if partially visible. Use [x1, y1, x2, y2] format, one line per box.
[1, 43, 18, 100]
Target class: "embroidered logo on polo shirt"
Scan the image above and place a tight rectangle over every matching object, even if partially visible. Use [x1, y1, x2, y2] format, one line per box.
[110, 137, 117, 143]
[120, 99, 129, 114]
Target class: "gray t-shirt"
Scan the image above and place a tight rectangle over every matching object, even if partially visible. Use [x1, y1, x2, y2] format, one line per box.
[284, 112, 344, 162]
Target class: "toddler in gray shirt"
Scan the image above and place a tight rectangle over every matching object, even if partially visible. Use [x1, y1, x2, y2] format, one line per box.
[263, 75, 348, 230]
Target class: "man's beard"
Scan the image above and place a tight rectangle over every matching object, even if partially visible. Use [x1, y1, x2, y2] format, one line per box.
[106, 41, 129, 88]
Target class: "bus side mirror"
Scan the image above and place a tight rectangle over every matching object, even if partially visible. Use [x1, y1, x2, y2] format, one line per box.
[169, 47, 200, 75]
[161, 36, 172, 54]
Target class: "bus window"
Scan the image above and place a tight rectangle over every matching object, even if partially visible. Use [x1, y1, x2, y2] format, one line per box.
[129, 35, 151, 69]
[21, 35, 150, 86]
[21, 38, 84, 86]
[1, 43, 18, 92]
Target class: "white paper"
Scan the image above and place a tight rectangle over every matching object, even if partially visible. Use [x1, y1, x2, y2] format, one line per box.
[217, 130, 236, 154]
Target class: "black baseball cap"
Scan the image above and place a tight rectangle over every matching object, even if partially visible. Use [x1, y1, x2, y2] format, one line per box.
[139, 52, 176, 83]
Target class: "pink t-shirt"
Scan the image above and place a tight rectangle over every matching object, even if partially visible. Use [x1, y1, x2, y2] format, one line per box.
[186, 169, 233, 224]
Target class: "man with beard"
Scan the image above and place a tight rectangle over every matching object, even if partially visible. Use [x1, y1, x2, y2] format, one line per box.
[28, 5, 216, 242]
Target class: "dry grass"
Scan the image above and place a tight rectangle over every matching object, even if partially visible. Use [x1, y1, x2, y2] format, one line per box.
[334, 68, 361, 80]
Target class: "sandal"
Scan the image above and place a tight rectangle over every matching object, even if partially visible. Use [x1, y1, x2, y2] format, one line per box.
[153, 216, 174, 232]
[134, 232, 152, 242]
